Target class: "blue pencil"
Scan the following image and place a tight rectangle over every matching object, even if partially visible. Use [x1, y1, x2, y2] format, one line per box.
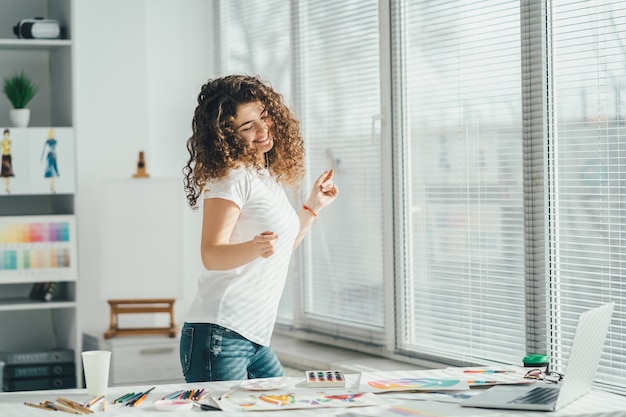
[113, 392, 135, 404]
[162, 390, 184, 400]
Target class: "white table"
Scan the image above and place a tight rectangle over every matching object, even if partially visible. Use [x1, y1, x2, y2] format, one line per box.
[1, 373, 625, 417]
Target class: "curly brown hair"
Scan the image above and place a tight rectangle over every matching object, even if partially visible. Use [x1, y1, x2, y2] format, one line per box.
[183, 75, 305, 208]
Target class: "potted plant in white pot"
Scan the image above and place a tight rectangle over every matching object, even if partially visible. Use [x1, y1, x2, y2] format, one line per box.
[2, 71, 38, 128]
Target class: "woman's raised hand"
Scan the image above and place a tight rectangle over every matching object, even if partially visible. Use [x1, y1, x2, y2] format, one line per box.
[305, 169, 339, 213]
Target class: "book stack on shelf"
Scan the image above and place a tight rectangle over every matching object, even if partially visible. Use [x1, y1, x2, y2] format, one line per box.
[29, 282, 59, 302]
[1, 348, 76, 392]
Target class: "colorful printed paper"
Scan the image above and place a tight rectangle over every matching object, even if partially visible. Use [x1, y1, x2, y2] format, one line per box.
[217, 391, 380, 412]
[359, 371, 470, 393]
[0, 215, 78, 282]
[359, 368, 529, 393]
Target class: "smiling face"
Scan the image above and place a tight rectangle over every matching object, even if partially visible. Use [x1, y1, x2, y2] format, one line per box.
[234, 101, 274, 154]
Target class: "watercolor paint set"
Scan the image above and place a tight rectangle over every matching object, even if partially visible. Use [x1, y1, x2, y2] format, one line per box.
[305, 370, 346, 388]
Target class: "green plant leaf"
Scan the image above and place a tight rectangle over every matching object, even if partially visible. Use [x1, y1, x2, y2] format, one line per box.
[3, 71, 38, 109]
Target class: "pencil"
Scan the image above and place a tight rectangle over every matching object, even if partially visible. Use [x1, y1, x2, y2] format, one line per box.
[218, 389, 235, 400]
[125, 392, 144, 404]
[127, 386, 155, 407]
[46, 401, 82, 415]
[102, 399, 108, 412]
[131, 394, 148, 407]
[24, 402, 56, 412]
[113, 392, 134, 403]
[193, 388, 204, 400]
[86, 395, 104, 408]
[57, 397, 94, 414]
[161, 389, 184, 400]
[198, 390, 213, 401]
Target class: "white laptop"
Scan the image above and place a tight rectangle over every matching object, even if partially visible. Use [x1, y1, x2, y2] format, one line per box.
[460, 302, 614, 412]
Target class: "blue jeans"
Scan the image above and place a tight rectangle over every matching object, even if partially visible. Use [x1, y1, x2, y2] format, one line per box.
[179, 322, 284, 382]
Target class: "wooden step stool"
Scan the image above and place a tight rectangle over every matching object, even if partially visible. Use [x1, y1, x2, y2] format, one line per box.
[104, 299, 177, 339]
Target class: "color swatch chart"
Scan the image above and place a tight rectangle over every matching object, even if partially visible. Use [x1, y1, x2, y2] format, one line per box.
[0, 217, 77, 279]
[1, 248, 71, 270]
[0, 222, 70, 244]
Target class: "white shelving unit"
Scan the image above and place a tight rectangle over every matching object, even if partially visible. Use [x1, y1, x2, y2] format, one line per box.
[0, 39, 72, 48]
[0, 0, 78, 391]
[0, 0, 73, 128]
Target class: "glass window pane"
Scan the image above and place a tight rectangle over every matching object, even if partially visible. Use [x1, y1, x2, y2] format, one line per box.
[550, 0, 626, 388]
[394, 0, 526, 364]
[295, 0, 385, 338]
[217, 0, 296, 322]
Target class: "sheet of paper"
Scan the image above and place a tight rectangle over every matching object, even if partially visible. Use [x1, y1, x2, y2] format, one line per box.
[358, 370, 470, 393]
[216, 391, 381, 412]
[444, 366, 532, 386]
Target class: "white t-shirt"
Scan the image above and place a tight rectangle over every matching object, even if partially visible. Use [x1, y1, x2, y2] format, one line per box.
[184, 167, 299, 346]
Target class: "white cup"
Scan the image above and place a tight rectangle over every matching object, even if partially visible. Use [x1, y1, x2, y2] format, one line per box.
[81, 350, 111, 396]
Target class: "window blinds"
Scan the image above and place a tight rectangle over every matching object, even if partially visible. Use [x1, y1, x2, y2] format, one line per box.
[218, 0, 385, 342]
[292, 0, 386, 343]
[217, 0, 292, 97]
[392, 0, 527, 365]
[549, 0, 626, 391]
[217, 0, 297, 322]
[214, 0, 626, 392]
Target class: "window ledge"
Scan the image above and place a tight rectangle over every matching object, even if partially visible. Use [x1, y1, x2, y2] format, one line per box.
[271, 332, 422, 373]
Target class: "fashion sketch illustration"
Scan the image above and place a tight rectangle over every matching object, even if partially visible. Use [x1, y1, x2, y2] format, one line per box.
[1, 128, 15, 193]
[41, 128, 60, 193]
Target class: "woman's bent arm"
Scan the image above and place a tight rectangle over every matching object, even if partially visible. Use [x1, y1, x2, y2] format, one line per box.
[201, 198, 278, 270]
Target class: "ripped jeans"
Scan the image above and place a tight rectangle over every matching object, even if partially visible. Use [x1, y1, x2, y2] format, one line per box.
[179, 322, 284, 382]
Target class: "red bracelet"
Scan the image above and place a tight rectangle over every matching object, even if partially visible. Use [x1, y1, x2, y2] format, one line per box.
[303, 204, 317, 217]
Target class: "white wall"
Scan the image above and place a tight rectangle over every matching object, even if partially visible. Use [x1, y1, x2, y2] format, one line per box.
[73, 0, 216, 338]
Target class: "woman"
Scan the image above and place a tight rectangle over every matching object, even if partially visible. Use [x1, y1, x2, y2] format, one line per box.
[181, 74, 338, 382]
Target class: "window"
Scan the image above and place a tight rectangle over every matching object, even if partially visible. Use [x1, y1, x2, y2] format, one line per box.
[217, 0, 292, 97]
[216, 0, 626, 393]
[549, 0, 626, 389]
[218, 0, 385, 342]
[392, 0, 526, 365]
[292, 0, 385, 342]
[217, 0, 296, 321]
